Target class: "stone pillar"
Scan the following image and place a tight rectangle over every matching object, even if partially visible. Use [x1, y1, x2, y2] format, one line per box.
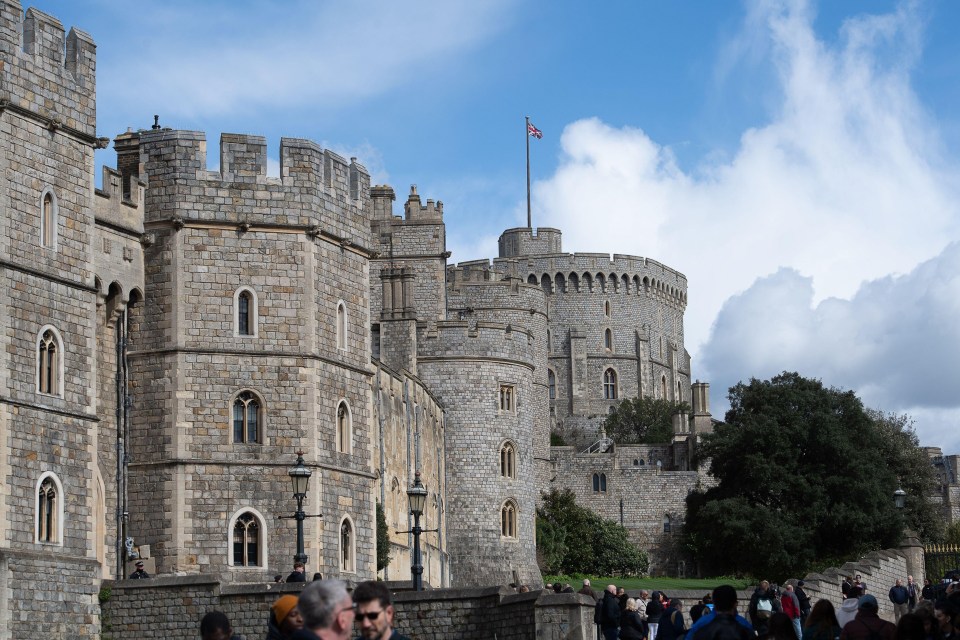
[899, 530, 925, 586]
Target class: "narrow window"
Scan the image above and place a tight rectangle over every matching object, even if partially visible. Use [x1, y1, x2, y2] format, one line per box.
[232, 512, 261, 566]
[600, 473, 607, 491]
[233, 391, 261, 444]
[499, 385, 515, 412]
[37, 478, 58, 543]
[337, 401, 351, 453]
[663, 514, 672, 534]
[604, 328, 613, 351]
[336, 302, 347, 350]
[592, 473, 600, 492]
[546, 329, 551, 352]
[661, 375, 668, 400]
[548, 370, 556, 400]
[500, 442, 516, 479]
[604, 300, 611, 317]
[238, 291, 252, 336]
[40, 191, 56, 248]
[37, 328, 60, 396]
[603, 369, 618, 400]
[677, 381, 682, 402]
[340, 519, 354, 571]
[501, 501, 517, 538]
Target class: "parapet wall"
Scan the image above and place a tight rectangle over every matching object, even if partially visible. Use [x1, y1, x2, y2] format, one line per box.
[139, 130, 371, 246]
[498, 227, 562, 257]
[417, 320, 537, 366]
[0, 3, 96, 135]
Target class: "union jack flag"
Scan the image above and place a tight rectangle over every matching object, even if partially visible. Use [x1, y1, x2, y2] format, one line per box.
[527, 122, 543, 139]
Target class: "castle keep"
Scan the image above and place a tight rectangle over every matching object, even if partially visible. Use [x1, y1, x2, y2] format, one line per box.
[0, 3, 717, 637]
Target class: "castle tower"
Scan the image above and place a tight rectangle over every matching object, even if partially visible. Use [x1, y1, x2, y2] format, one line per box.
[125, 128, 377, 582]
[0, 3, 145, 636]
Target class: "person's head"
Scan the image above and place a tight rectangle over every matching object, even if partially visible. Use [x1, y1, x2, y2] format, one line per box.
[272, 595, 304, 635]
[626, 598, 638, 612]
[554, 583, 563, 593]
[293, 561, 305, 573]
[704, 593, 713, 605]
[135, 560, 144, 570]
[908, 576, 915, 585]
[298, 579, 354, 637]
[859, 595, 879, 615]
[352, 581, 396, 640]
[760, 580, 770, 591]
[913, 601, 935, 634]
[583, 579, 591, 587]
[896, 579, 903, 587]
[671, 599, 683, 610]
[200, 611, 233, 640]
[856, 575, 863, 583]
[934, 601, 953, 633]
[617, 587, 626, 597]
[274, 574, 284, 583]
[712, 585, 737, 613]
[804, 599, 838, 632]
[607, 584, 617, 595]
[785, 584, 794, 593]
[797, 580, 805, 589]
[640, 590, 650, 600]
[896, 613, 927, 640]
[925, 578, 932, 586]
[768, 612, 795, 640]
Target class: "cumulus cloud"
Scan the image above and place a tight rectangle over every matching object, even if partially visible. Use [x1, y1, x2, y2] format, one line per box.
[532, 1, 960, 448]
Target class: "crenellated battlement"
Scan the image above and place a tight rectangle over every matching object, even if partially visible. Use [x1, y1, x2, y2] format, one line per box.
[0, 3, 96, 135]
[403, 185, 443, 221]
[94, 165, 145, 235]
[417, 319, 537, 366]
[137, 129, 371, 245]
[498, 227, 562, 257]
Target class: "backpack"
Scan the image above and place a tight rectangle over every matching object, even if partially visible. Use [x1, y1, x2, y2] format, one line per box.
[755, 597, 774, 620]
[693, 616, 754, 640]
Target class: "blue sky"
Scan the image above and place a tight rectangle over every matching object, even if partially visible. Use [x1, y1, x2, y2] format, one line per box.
[40, 0, 960, 454]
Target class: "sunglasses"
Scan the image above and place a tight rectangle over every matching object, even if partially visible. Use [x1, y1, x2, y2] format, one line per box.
[356, 610, 384, 622]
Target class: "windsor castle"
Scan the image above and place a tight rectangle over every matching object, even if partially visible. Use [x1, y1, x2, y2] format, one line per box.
[6, 4, 960, 639]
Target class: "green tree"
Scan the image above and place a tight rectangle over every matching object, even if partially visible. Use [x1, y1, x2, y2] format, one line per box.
[945, 521, 960, 545]
[684, 372, 941, 579]
[602, 396, 691, 444]
[375, 502, 390, 572]
[537, 488, 648, 576]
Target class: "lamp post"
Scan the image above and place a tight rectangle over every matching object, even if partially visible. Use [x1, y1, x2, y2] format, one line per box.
[894, 486, 907, 510]
[407, 471, 428, 591]
[288, 451, 312, 567]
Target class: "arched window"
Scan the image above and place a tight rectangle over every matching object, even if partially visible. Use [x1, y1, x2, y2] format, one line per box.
[604, 300, 611, 317]
[232, 391, 262, 444]
[500, 441, 516, 479]
[499, 385, 515, 413]
[663, 514, 672, 534]
[592, 472, 607, 493]
[548, 370, 556, 400]
[501, 500, 517, 538]
[604, 328, 613, 351]
[36, 473, 62, 544]
[234, 287, 257, 337]
[603, 369, 618, 400]
[336, 302, 347, 350]
[661, 375, 668, 400]
[40, 189, 57, 248]
[337, 401, 351, 453]
[677, 381, 682, 402]
[232, 511, 261, 566]
[340, 518, 355, 572]
[37, 327, 62, 396]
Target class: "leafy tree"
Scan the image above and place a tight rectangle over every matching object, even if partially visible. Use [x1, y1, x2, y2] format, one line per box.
[375, 502, 390, 571]
[945, 521, 960, 545]
[684, 372, 941, 579]
[537, 488, 648, 576]
[603, 396, 690, 444]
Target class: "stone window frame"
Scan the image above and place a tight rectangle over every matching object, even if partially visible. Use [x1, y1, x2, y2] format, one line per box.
[390, 477, 403, 530]
[603, 368, 618, 400]
[233, 286, 259, 338]
[604, 300, 611, 317]
[663, 513, 672, 534]
[231, 389, 264, 445]
[228, 507, 268, 569]
[500, 499, 518, 539]
[36, 325, 64, 398]
[661, 375, 668, 400]
[498, 383, 516, 414]
[604, 328, 614, 351]
[336, 300, 348, 351]
[336, 400, 352, 454]
[35, 472, 64, 546]
[339, 515, 356, 573]
[547, 369, 557, 400]
[499, 440, 517, 479]
[592, 472, 607, 493]
[39, 186, 58, 250]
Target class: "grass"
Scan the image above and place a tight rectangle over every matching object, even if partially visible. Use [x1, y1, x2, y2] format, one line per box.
[544, 575, 754, 591]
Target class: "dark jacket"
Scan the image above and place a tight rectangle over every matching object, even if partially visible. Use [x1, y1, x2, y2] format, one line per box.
[600, 591, 622, 629]
[692, 613, 754, 640]
[749, 587, 782, 637]
[286, 570, 306, 583]
[578, 586, 599, 602]
[838, 613, 896, 640]
[921, 584, 935, 601]
[795, 587, 811, 614]
[647, 595, 665, 624]
[129, 569, 150, 579]
[621, 611, 649, 640]
[656, 605, 686, 640]
[889, 585, 909, 605]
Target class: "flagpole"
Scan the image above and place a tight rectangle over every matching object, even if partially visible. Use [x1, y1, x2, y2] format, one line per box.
[525, 116, 532, 229]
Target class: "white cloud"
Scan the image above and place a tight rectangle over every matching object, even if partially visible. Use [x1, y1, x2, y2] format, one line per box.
[531, 1, 960, 449]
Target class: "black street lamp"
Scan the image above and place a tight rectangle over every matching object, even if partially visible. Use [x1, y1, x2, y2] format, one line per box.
[399, 471, 438, 591]
[286, 451, 313, 568]
[894, 486, 907, 510]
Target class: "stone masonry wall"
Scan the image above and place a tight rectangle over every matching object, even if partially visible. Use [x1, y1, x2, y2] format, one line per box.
[100, 578, 594, 640]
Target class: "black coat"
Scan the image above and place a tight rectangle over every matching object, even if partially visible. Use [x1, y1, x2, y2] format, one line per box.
[621, 611, 649, 640]
[600, 591, 622, 628]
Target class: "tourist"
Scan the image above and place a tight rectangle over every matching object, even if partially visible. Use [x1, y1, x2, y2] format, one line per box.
[351, 580, 411, 640]
[782, 584, 802, 639]
[292, 579, 355, 640]
[838, 587, 864, 629]
[769, 613, 799, 640]
[796, 581, 812, 626]
[839, 595, 896, 640]
[907, 576, 920, 612]
[656, 598, 686, 640]
[801, 600, 840, 640]
[648, 590, 666, 640]
[891, 579, 911, 622]
[750, 580, 782, 639]
[200, 611, 242, 640]
[621, 598, 649, 640]
[894, 613, 927, 640]
[578, 579, 599, 602]
[688, 584, 753, 640]
[267, 595, 304, 640]
[286, 561, 307, 583]
[599, 584, 622, 640]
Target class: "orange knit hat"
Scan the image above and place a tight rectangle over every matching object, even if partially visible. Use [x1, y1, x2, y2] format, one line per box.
[272, 595, 299, 624]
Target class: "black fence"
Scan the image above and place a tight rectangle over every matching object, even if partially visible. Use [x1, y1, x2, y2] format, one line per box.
[925, 543, 960, 596]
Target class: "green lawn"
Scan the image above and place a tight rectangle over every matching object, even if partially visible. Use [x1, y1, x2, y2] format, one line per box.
[544, 575, 753, 591]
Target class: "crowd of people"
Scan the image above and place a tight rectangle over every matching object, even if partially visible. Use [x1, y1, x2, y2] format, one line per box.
[573, 574, 960, 640]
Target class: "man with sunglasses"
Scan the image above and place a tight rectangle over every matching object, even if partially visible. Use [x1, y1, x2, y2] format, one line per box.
[293, 579, 356, 640]
[352, 581, 411, 640]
